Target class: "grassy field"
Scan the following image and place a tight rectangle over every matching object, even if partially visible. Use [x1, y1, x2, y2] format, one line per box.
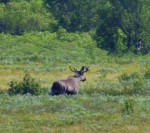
[0, 32, 150, 132]
[0, 94, 150, 133]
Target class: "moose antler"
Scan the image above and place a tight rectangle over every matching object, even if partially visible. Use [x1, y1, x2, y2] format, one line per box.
[81, 66, 89, 73]
[69, 66, 78, 73]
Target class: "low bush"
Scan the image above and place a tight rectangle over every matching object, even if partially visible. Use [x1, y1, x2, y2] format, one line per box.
[0, 1, 57, 35]
[0, 32, 108, 65]
[118, 72, 141, 81]
[121, 98, 135, 115]
[8, 73, 43, 96]
[144, 68, 150, 79]
[81, 82, 123, 96]
[119, 72, 145, 95]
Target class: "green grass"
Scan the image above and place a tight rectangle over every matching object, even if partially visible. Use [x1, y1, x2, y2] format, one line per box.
[0, 94, 150, 133]
[0, 31, 150, 132]
[0, 32, 108, 66]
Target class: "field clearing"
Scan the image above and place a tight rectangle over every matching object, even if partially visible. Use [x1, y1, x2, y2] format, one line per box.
[0, 94, 150, 133]
[0, 62, 142, 92]
[0, 59, 150, 132]
[0, 32, 150, 132]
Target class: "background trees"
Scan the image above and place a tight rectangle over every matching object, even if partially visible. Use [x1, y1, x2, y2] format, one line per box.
[0, 0, 150, 54]
[44, 0, 101, 32]
[96, 0, 150, 54]
[44, 0, 150, 54]
[0, 0, 57, 35]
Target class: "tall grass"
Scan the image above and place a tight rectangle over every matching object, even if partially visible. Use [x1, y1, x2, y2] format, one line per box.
[0, 32, 108, 66]
[0, 31, 150, 132]
[0, 94, 150, 133]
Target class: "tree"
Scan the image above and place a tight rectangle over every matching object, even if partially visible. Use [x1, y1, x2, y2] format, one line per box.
[139, 0, 150, 54]
[44, 0, 101, 32]
[96, 0, 150, 54]
[96, 0, 126, 53]
[0, 1, 57, 35]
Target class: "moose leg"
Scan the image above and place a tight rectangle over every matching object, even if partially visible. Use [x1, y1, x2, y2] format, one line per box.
[49, 91, 54, 96]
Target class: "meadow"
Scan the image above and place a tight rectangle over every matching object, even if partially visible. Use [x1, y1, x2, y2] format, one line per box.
[0, 32, 150, 133]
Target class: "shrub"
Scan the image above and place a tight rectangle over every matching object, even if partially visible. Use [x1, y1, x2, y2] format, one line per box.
[0, 1, 57, 35]
[8, 73, 42, 96]
[82, 82, 123, 95]
[144, 68, 150, 79]
[122, 98, 135, 115]
[119, 72, 145, 95]
[118, 72, 141, 82]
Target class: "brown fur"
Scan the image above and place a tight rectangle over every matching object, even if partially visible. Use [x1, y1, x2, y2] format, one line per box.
[49, 66, 89, 96]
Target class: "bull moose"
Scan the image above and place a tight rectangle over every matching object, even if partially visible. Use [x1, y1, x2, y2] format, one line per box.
[49, 66, 89, 96]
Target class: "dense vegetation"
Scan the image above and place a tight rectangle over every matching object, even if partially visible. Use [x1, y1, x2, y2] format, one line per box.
[0, 0, 57, 34]
[0, 94, 150, 132]
[0, 31, 150, 132]
[0, 31, 106, 66]
[44, 0, 150, 54]
[0, 0, 150, 132]
[0, 0, 150, 54]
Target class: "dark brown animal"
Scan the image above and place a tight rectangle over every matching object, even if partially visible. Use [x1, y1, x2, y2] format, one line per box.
[49, 66, 89, 96]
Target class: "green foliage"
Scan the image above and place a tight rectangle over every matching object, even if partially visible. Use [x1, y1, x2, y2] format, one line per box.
[96, 0, 118, 52]
[96, 0, 150, 54]
[0, 0, 150, 54]
[56, 26, 67, 39]
[44, 0, 101, 32]
[122, 98, 135, 115]
[144, 68, 150, 79]
[140, 0, 150, 54]
[0, 32, 108, 65]
[118, 72, 141, 81]
[82, 82, 123, 96]
[82, 69, 150, 96]
[8, 73, 43, 95]
[0, 94, 150, 132]
[0, 0, 57, 34]
[113, 29, 127, 54]
[119, 72, 145, 95]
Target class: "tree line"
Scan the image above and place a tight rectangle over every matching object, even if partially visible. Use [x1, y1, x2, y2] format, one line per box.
[0, 0, 150, 54]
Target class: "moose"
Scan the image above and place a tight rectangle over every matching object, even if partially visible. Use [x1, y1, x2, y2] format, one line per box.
[49, 66, 89, 96]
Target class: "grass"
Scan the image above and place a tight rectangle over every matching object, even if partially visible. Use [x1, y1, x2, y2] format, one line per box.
[0, 62, 147, 92]
[0, 32, 150, 132]
[0, 61, 150, 133]
[0, 94, 150, 133]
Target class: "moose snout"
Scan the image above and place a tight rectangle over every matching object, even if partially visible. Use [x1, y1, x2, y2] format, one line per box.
[82, 78, 86, 82]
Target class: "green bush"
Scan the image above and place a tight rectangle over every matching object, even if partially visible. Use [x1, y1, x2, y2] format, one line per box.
[0, 32, 108, 65]
[81, 82, 123, 96]
[122, 98, 135, 115]
[118, 72, 141, 82]
[8, 73, 42, 95]
[119, 72, 145, 95]
[0, 1, 57, 35]
[144, 68, 150, 79]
